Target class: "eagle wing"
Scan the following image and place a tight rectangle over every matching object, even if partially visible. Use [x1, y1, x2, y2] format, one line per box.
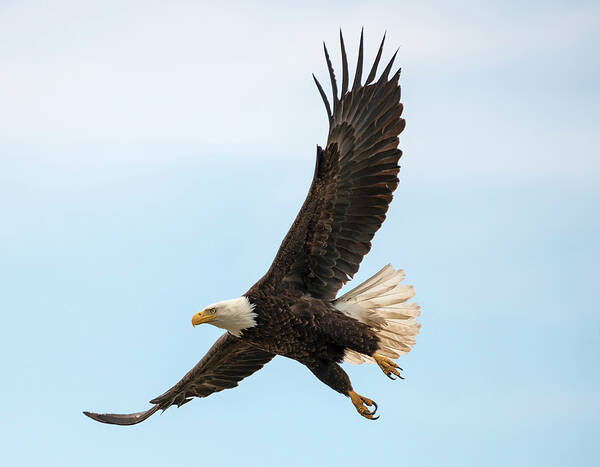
[251, 31, 405, 300]
[83, 333, 274, 425]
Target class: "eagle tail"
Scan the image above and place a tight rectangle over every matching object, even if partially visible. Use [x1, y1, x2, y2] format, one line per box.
[334, 264, 421, 364]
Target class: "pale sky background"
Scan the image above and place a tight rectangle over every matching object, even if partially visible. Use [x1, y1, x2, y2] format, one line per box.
[1, 1, 599, 466]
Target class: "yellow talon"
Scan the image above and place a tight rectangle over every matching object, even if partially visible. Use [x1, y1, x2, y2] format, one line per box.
[374, 353, 403, 380]
[349, 390, 379, 420]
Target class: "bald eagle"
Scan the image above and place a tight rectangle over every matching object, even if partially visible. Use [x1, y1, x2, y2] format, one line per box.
[84, 30, 420, 424]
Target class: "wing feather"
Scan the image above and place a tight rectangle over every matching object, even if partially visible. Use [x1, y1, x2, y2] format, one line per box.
[340, 30, 349, 96]
[366, 32, 386, 84]
[352, 28, 364, 91]
[83, 333, 273, 425]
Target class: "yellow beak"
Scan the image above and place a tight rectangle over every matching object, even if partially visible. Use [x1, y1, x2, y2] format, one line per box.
[191, 311, 217, 327]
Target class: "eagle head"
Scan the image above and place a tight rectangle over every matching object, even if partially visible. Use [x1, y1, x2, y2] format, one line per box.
[191, 297, 257, 337]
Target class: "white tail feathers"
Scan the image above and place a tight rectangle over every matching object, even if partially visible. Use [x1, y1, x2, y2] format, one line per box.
[334, 264, 421, 364]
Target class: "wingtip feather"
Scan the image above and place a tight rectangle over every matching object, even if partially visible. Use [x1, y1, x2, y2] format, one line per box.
[352, 28, 364, 91]
[323, 42, 339, 105]
[83, 405, 160, 426]
[366, 32, 386, 84]
[379, 48, 399, 82]
[312, 73, 333, 122]
[340, 29, 349, 96]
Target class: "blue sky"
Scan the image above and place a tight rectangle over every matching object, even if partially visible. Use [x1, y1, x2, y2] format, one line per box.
[1, 1, 599, 466]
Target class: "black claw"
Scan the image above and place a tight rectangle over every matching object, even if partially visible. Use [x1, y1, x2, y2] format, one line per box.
[370, 400, 378, 414]
[386, 372, 396, 380]
[370, 414, 380, 420]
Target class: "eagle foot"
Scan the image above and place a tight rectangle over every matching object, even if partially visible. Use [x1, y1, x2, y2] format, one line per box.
[349, 390, 379, 420]
[374, 354, 404, 380]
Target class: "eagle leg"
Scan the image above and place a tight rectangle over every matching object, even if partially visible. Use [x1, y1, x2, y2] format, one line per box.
[306, 362, 379, 420]
[374, 353, 404, 380]
[349, 390, 379, 420]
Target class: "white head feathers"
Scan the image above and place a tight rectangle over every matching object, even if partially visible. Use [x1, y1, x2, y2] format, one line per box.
[201, 297, 257, 337]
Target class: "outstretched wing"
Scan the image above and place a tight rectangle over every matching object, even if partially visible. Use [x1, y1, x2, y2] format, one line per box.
[251, 30, 405, 300]
[83, 333, 274, 425]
